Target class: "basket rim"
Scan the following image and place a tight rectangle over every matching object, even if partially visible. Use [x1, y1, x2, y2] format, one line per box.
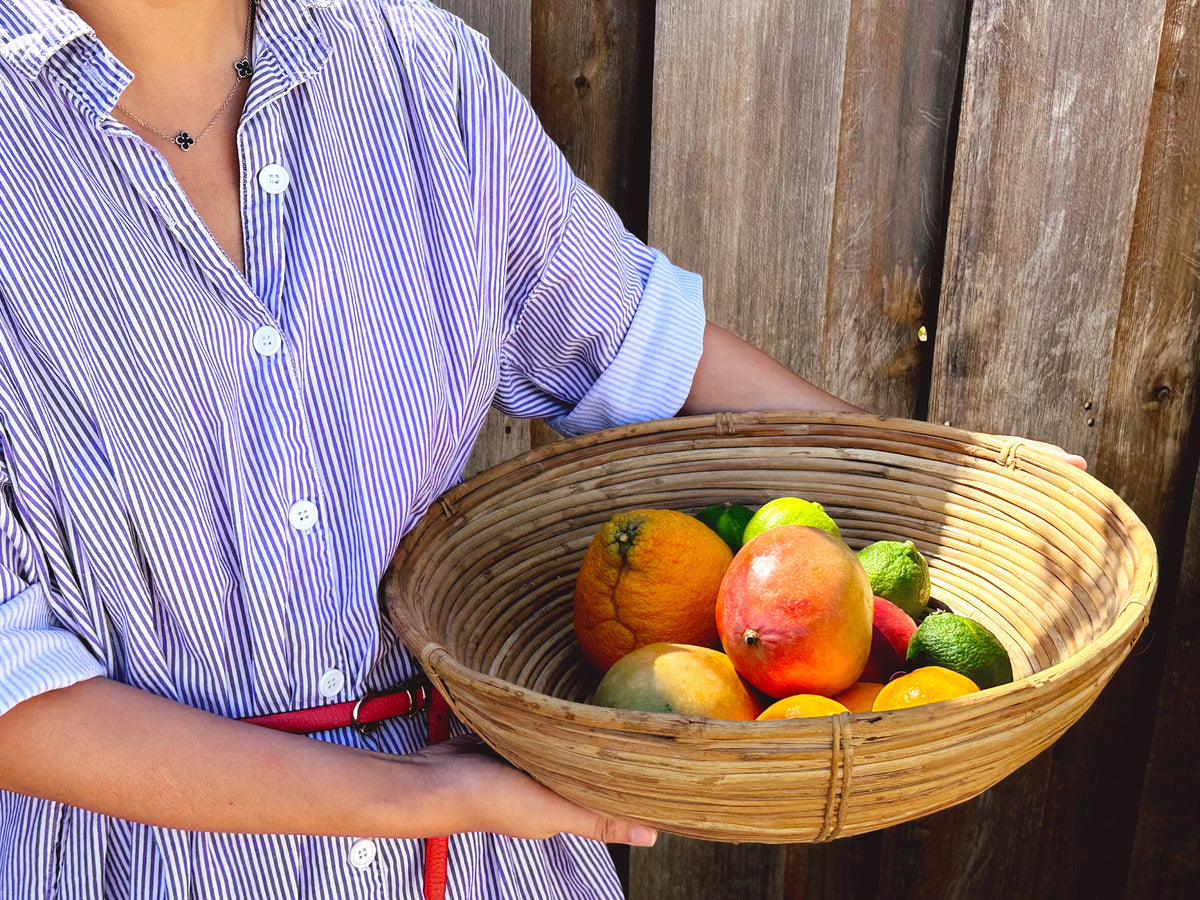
[431, 413, 1155, 560]
[391, 412, 1158, 735]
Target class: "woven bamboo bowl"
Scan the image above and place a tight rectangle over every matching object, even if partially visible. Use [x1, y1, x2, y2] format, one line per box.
[381, 413, 1157, 843]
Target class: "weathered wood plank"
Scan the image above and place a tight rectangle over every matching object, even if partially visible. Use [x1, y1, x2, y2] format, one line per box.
[1096, 0, 1200, 543]
[784, 2, 973, 892]
[821, 0, 971, 416]
[528, 0, 655, 469]
[638, 3, 852, 894]
[930, 0, 1166, 457]
[436, 1, 536, 476]
[630, 837, 786, 900]
[1126, 457, 1200, 897]
[438, 0, 532, 95]
[1031, 0, 1198, 892]
[647, 0, 852, 384]
[778, 831, 887, 900]
[876, 765, 1053, 899]
[921, 0, 1168, 897]
[1106, 1, 1200, 896]
[531, 0, 655, 236]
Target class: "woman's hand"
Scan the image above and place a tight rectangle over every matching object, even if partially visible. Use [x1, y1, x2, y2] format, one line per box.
[412, 734, 658, 846]
[1007, 437, 1088, 470]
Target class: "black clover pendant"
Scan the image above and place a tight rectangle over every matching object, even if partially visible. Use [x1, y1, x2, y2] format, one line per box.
[235, 58, 253, 80]
[174, 132, 195, 151]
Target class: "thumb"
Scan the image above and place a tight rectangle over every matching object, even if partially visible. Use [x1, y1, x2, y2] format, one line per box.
[587, 814, 658, 847]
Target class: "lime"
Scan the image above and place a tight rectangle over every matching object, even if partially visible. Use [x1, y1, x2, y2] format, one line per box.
[856, 540, 930, 619]
[906, 612, 1014, 690]
[695, 502, 755, 552]
[741, 497, 840, 545]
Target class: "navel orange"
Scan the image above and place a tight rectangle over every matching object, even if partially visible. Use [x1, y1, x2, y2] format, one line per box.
[574, 508, 734, 672]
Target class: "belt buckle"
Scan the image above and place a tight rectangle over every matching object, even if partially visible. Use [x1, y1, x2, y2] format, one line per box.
[350, 677, 430, 737]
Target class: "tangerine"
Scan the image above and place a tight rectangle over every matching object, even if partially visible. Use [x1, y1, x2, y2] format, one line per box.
[574, 508, 733, 672]
[757, 694, 848, 720]
[871, 666, 980, 711]
[831, 681, 885, 712]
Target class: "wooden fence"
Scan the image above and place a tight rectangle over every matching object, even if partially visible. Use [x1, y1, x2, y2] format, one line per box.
[440, 1, 1200, 897]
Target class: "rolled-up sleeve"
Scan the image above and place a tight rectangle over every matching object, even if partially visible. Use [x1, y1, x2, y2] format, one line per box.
[0, 459, 104, 717]
[542, 250, 705, 436]
[474, 21, 706, 436]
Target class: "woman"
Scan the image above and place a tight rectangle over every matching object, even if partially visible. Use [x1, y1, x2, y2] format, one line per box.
[0, 1, 1083, 897]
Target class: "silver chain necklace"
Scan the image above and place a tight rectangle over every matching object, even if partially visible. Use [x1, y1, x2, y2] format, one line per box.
[113, 1, 256, 152]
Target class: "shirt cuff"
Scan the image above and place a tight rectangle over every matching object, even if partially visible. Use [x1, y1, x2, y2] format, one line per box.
[0, 583, 105, 716]
[548, 251, 706, 437]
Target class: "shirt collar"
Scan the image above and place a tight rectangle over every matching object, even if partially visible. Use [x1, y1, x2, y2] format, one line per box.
[0, 1, 335, 117]
[254, 0, 336, 88]
[0, 0, 93, 81]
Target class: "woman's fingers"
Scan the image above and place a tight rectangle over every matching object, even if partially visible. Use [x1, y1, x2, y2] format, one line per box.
[1002, 436, 1088, 470]
[1029, 440, 1088, 470]
[589, 816, 658, 847]
[418, 735, 657, 845]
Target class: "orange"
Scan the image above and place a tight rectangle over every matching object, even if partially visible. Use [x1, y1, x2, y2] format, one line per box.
[592, 643, 762, 720]
[574, 508, 734, 672]
[832, 682, 885, 713]
[757, 694, 848, 720]
[871, 666, 980, 711]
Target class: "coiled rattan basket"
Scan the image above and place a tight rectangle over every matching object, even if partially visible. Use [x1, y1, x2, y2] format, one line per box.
[381, 414, 1157, 843]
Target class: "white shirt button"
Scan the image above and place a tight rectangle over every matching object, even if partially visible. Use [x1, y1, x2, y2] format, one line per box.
[289, 499, 320, 532]
[318, 668, 345, 699]
[258, 163, 291, 195]
[348, 838, 377, 870]
[253, 326, 282, 357]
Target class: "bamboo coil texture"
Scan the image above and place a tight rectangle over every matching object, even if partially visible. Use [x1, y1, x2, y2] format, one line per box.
[380, 414, 1157, 843]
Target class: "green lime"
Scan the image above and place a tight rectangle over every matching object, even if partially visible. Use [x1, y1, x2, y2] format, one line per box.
[741, 497, 840, 545]
[856, 540, 931, 619]
[695, 502, 755, 552]
[906, 612, 1014, 690]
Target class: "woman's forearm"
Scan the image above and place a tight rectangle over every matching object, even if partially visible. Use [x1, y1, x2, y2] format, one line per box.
[0, 677, 653, 844]
[681, 322, 862, 415]
[0, 677, 456, 836]
[682, 322, 1088, 469]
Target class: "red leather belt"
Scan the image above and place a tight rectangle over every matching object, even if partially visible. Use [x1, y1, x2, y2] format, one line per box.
[241, 677, 452, 900]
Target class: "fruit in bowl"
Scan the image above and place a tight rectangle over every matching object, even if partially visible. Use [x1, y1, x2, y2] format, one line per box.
[716, 524, 873, 698]
[573, 508, 733, 672]
[591, 642, 762, 720]
[859, 596, 919, 684]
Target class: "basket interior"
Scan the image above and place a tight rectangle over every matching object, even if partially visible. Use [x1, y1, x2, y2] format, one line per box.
[392, 420, 1147, 707]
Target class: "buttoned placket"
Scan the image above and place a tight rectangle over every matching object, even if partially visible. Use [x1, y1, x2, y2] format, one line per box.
[235, 23, 361, 712]
[83, 17, 352, 712]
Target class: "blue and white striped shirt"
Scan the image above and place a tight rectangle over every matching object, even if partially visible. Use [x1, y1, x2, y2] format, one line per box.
[0, 0, 706, 896]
